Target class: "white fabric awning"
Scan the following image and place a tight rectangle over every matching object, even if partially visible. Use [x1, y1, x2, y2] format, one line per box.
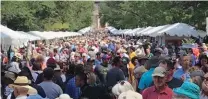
[1, 25, 30, 50]
[154, 23, 198, 37]
[78, 27, 92, 34]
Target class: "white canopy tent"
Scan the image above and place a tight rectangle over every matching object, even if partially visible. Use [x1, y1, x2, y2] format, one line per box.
[1, 25, 30, 50]
[136, 27, 154, 36]
[141, 25, 170, 36]
[18, 31, 41, 41]
[106, 26, 118, 34]
[78, 27, 92, 34]
[151, 23, 198, 37]
[197, 30, 207, 37]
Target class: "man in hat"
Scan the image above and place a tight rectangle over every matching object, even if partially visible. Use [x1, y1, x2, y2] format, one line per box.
[159, 59, 183, 89]
[7, 76, 39, 99]
[142, 67, 173, 99]
[138, 56, 164, 92]
[153, 48, 163, 57]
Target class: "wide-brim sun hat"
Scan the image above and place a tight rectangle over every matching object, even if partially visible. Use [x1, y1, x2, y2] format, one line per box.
[173, 82, 200, 99]
[9, 85, 37, 95]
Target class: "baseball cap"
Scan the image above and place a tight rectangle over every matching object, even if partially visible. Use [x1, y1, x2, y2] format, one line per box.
[152, 67, 167, 77]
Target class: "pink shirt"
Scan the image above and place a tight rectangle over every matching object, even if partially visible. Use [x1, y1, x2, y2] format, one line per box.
[142, 85, 173, 99]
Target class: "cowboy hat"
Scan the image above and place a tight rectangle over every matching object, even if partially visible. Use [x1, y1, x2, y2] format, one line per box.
[9, 76, 37, 95]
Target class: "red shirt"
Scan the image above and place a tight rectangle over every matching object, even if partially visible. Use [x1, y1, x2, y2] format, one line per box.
[142, 85, 173, 99]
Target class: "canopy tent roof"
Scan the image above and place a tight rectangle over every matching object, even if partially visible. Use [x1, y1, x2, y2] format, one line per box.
[1, 25, 30, 50]
[28, 31, 81, 40]
[113, 23, 207, 38]
[197, 30, 207, 37]
[17, 31, 41, 41]
[136, 27, 154, 36]
[105, 26, 118, 34]
[141, 25, 170, 36]
[151, 23, 198, 37]
[78, 27, 92, 34]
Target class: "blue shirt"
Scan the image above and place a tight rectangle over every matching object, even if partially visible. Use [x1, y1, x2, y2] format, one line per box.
[94, 59, 102, 67]
[65, 77, 80, 99]
[138, 68, 155, 90]
[173, 68, 191, 82]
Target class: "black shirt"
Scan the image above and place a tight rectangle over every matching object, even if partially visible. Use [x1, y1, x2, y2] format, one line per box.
[167, 77, 183, 89]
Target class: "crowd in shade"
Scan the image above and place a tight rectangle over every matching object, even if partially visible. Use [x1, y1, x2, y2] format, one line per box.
[1, 31, 208, 99]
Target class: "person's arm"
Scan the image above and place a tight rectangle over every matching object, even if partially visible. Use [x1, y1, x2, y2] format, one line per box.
[138, 74, 145, 92]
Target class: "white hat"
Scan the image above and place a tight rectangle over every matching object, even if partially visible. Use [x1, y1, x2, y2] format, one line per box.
[56, 94, 72, 99]
[118, 90, 142, 99]
[112, 81, 134, 96]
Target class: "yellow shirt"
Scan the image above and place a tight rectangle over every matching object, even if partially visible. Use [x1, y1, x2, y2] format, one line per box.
[129, 52, 136, 60]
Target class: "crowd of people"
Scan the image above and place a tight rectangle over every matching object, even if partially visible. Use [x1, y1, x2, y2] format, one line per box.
[1, 31, 208, 99]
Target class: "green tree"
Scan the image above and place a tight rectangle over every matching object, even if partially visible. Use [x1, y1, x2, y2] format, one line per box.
[100, 1, 208, 30]
[1, 1, 94, 31]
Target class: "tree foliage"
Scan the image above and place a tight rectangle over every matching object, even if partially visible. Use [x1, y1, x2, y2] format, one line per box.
[100, 1, 208, 30]
[1, 1, 94, 31]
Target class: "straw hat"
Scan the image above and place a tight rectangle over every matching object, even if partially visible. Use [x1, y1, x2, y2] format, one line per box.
[9, 76, 37, 95]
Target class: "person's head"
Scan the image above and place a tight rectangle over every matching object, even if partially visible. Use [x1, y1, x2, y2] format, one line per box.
[134, 66, 147, 79]
[112, 56, 121, 67]
[130, 46, 135, 53]
[152, 67, 167, 89]
[43, 67, 54, 81]
[74, 64, 84, 75]
[18, 70, 34, 84]
[131, 57, 138, 66]
[47, 58, 57, 69]
[199, 53, 208, 66]
[96, 52, 101, 60]
[153, 48, 163, 57]
[179, 55, 191, 69]
[102, 54, 110, 65]
[32, 62, 42, 71]
[86, 72, 96, 85]
[202, 73, 208, 94]
[159, 59, 175, 82]
[75, 53, 81, 61]
[138, 56, 148, 66]
[36, 55, 44, 63]
[53, 48, 58, 54]
[54, 65, 61, 76]
[75, 72, 87, 87]
[66, 63, 76, 75]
